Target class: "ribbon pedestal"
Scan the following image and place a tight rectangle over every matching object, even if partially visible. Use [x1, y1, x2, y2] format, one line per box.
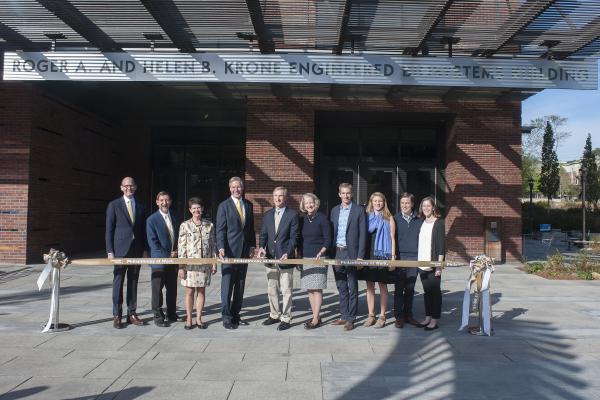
[459, 255, 494, 336]
[38, 249, 71, 333]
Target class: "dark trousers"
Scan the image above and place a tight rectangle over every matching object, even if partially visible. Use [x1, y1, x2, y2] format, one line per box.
[151, 267, 178, 319]
[393, 270, 417, 320]
[221, 264, 248, 323]
[333, 247, 358, 322]
[112, 252, 140, 317]
[419, 269, 442, 319]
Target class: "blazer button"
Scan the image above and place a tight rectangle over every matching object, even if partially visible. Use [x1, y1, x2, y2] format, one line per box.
[274, 240, 277, 243]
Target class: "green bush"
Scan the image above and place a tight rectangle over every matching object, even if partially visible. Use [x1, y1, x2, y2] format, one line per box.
[526, 262, 545, 273]
[522, 202, 600, 233]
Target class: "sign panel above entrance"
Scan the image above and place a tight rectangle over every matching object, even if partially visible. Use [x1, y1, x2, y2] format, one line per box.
[3, 52, 597, 90]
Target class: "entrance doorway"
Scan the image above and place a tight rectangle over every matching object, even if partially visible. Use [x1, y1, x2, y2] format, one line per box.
[151, 127, 245, 221]
[316, 112, 445, 215]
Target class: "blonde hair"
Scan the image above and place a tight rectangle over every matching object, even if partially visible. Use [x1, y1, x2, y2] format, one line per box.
[299, 193, 320, 213]
[365, 192, 392, 219]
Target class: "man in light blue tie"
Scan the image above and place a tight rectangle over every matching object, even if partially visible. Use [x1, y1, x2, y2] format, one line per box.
[258, 186, 299, 331]
[329, 183, 367, 331]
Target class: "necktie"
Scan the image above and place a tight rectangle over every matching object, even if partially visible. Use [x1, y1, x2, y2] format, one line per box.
[126, 200, 135, 224]
[236, 199, 244, 223]
[164, 214, 174, 250]
[275, 210, 282, 233]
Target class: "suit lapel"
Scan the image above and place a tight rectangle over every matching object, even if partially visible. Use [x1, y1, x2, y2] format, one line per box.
[346, 204, 355, 234]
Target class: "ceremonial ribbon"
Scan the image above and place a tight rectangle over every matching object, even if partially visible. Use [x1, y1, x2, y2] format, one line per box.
[38, 249, 69, 333]
[459, 255, 494, 335]
[68, 257, 462, 268]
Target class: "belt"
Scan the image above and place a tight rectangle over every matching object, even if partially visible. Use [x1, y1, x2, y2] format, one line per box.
[336, 246, 347, 249]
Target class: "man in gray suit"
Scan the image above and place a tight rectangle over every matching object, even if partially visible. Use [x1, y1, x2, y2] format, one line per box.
[216, 177, 256, 330]
[330, 182, 367, 331]
[258, 186, 299, 331]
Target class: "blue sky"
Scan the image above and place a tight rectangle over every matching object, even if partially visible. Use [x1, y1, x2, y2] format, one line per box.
[522, 61, 600, 162]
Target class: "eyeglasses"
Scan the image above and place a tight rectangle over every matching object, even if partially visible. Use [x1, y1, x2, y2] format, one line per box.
[121, 185, 136, 188]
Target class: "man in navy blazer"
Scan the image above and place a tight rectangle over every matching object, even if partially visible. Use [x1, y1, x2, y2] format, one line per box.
[216, 177, 256, 329]
[105, 176, 148, 329]
[258, 186, 299, 331]
[329, 182, 367, 331]
[146, 191, 180, 327]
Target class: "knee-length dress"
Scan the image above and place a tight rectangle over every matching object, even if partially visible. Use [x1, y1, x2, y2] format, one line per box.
[299, 212, 332, 290]
[177, 218, 216, 288]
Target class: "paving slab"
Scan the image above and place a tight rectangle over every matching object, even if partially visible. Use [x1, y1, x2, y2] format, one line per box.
[121, 359, 197, 380]
[229, 381, 323, 400]
[0, 377, 113, 400]
[187, 360, 288, 382]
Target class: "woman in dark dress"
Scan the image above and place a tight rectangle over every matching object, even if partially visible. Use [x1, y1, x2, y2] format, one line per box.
[298, 193, 332, 329]
[359, 192, 396, 329]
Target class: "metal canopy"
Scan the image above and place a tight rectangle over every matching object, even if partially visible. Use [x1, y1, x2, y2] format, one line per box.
[0, 0, 599, 59]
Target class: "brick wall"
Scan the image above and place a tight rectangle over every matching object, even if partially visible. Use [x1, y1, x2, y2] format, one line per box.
[0, 84, 32, 264]
[246, 98, 315, 233]
[0, 83, 151, 264]
[246, 96, 522, 262]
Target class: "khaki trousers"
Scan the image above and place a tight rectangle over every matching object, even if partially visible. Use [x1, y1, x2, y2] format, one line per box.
[266, 265, 294, 323]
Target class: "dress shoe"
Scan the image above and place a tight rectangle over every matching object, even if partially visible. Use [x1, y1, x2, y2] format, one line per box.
[154, 318, 169, 327]
[223, 321, 237, 330]
[394, 319, 404, 329]
[128, 314, 144, 326]
[277, 321, 291, 331]
[233, 318, 249, 326]
[344, 321, 354, 331]
[424, 324, 439, 331]
[167, 314, 182, 322]
[404, 317, 419, 326]
[113, 317, 122, 329]
[184, 323, 195, 330]
[331, 319, 347, 326]
[262, 316, 280, 326]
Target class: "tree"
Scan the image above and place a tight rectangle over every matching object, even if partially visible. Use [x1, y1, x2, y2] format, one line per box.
[538, 122, 560, 205]
[523, 115, 570, 157]
[582, 134, 600, 210]
[522, 155, 539, 194]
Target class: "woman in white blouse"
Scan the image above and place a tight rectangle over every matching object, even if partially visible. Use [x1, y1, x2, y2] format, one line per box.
[416, 196, 445, 331]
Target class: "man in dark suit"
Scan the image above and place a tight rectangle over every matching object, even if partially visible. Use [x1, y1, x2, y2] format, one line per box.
[146, 191, 180, 327]
[216, 176, 256, 329]
[330, 182, 367, 331]
[258, 186, 299, 331]
[105, 176, 148, 329]
[393, 193, 422, 328]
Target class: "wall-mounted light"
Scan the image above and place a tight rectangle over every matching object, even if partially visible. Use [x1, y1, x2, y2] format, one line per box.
[143, 33, 165, 52]
[44, 33, 66, 51]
